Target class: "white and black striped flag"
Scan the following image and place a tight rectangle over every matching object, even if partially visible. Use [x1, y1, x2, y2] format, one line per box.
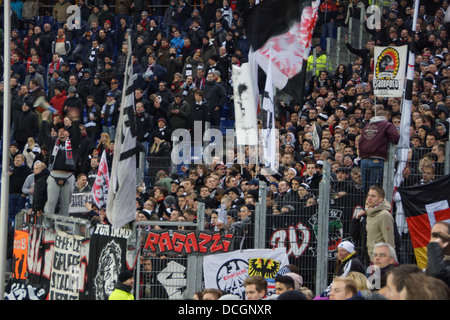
[106, 30, 137, 229]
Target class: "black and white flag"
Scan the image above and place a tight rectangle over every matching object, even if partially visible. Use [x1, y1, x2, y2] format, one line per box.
[106, 30, 137, 229]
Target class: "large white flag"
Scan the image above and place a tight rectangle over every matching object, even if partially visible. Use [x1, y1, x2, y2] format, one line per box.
[92, 150, 109, 209]
[106, 30, 137, 228]
[232, 63, 259, 146]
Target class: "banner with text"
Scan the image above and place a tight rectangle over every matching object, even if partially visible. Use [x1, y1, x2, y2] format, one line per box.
[373, 45, 407, 97]
[86, 224, 133, 300]
[48, 231, 90, 300]
[143, 229, 233, 255]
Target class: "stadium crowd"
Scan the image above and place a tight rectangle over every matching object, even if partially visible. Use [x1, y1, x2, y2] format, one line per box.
[3, 0, 450, 300]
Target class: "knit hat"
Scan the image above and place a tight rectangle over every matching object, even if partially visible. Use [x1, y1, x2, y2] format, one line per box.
[118, 269, 134, 283]
[338, 240, 355, 253]
[164, 195, 177, 207]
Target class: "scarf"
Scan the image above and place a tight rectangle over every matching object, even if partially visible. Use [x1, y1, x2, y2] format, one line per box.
[50, 137, 74, 170]
[48, 60, 60, 75]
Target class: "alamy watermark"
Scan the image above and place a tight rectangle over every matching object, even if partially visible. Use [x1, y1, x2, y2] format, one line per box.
[171, 121, 280, 174]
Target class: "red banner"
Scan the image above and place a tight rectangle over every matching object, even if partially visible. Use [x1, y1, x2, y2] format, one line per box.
[13, 230, 29, 280]
[143, 230, 233, 255]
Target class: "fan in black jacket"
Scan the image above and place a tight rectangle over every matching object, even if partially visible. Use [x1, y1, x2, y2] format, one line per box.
[31, 161, 50, 216]
[426, 221, 450, 288]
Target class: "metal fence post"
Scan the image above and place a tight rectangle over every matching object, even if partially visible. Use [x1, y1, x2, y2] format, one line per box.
[315, 161, 331, 296]
[359, 6, 365, 49]
[445, 141, 450, 175]
[137, 151, 145, 186]
[383, 143, 396, 203]
[185, 202, 205, 299]
[135, 226, 142, 300]
[254, 181, 267, 249]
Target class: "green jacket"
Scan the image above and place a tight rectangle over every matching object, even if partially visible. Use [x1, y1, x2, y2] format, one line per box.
[365, 199, 395, 262]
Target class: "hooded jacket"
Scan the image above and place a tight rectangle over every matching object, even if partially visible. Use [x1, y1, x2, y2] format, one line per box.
[15, 107, 39, 146]
[108, 281, 134, 300]
[426, 242, 450, 287]
[365, 199, 395, 262]
[358, 116, 399, 160]
[335, 251, 366, 277]
[32, 168, 50, 212]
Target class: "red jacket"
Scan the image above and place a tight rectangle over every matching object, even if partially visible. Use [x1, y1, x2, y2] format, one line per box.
[49, 90, 67, 115]
[358, 116, 400, 160]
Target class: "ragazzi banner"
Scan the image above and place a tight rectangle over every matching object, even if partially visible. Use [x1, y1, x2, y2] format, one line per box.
[143, 230, 233, 255]
[373, 45, 407, 97]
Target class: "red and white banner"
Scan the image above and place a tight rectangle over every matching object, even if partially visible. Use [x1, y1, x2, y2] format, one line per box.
[92, 150, 109, 209]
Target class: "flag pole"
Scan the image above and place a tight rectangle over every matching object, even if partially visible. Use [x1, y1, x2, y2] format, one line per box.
[0, 0, 12, 299]
[393, 0, 419, 190]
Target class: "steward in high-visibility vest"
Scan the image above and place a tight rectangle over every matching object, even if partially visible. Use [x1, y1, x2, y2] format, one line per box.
[307, 44, 329, 77]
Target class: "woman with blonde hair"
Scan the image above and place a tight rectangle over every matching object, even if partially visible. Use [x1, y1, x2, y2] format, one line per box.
[346, 271, 371, 299]
[96, 132, 111, 155]
[23, 137, 41, 169]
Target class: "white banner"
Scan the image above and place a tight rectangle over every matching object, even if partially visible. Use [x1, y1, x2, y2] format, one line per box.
[232, 63, 259, 145]
[373, 45, 408, 97]
[203, 248, 289, 299]
[48, 231, 85, 300]
[69, 192, 93, 214]
[106, 30, 137, 229]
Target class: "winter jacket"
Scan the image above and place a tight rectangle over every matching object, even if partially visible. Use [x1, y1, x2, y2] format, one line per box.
[101, 100, 120, 127]
[53, 1, 71, 22]
[188, 100, 210, 134]
[78, 76, 94, 103]
[15, 108, 39, 146]
[335, 251, 366, 277]
[114, 0, 132, 15]
[426, 242, 450, 287]
[49, 90, 68, 115]
[108, 282, 134, 300]
[63, 94, 84, 114]
[167, 100, 191, 130]
[9, 163, 32, 194]
[163, 4, 179, 29]
[359, 116, 400, 160]
[366, 199, 395, 262]
[32, 168, 50, 212]
[91, 80, 109, 107]
[135, 111, 153, 142]
[202, 80, 227, 112]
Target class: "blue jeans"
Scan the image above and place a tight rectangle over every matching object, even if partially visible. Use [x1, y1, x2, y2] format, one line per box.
[103, 125, 117, 142]
[360, 158, 385, 193]
[9, 194, 26, 224]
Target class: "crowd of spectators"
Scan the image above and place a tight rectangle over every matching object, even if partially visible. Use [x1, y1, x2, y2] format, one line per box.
[3, 0, 450, 300]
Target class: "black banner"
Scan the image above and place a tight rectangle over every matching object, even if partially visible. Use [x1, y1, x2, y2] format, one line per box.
[86, 224, 131, 300]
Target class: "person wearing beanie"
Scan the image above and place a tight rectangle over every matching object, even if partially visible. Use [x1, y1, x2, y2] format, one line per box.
[109, 269, 135, 300]
[335, 240, 365, 277]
